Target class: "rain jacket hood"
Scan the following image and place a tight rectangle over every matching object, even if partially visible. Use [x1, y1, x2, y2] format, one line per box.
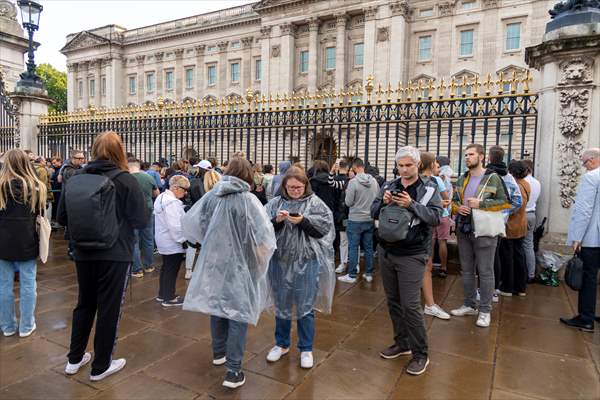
[213, 175, 251, 197]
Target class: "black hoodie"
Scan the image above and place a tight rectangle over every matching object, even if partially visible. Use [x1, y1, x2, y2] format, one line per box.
[57, 160, 149, 262]
[310, 172, 337, 213]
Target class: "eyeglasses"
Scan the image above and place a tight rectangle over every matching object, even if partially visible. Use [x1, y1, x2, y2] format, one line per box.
[173, 186, 188, 192]
[73, 157, 85, 160]
[286, 185, 305, 191]
[582, 158, 592, 166]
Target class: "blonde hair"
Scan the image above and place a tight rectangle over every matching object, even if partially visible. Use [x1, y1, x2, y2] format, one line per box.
[0, 149, 47, 213]
[169, 175, 190, 190]
[203, 170, 221, 192]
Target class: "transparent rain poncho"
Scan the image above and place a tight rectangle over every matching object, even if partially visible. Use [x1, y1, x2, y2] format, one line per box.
[265, 193, 335, 320]
[182, 176, 276, 326]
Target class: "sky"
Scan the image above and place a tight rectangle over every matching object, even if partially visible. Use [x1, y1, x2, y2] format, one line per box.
[24, 0, 256, 72]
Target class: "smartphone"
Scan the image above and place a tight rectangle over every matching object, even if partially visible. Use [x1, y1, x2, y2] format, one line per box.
[289, 212, 300, 217]
[391, 190, 400, 196]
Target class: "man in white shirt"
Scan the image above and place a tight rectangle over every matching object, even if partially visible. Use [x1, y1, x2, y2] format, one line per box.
[522, 159, 541, 282]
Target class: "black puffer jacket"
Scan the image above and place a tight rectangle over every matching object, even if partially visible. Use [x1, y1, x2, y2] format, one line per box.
[0, 180, 39, 261]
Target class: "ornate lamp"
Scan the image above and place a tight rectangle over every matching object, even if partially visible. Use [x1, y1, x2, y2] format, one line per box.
[17, 0, 44, 89]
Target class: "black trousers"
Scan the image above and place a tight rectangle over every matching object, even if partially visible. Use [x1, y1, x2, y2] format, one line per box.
[378, 247, 428, 359]
[159, 253, 184, 301]
[499, 237, 527, 294]
[579, 247, 600, 324]
[68, 260, 130, 375]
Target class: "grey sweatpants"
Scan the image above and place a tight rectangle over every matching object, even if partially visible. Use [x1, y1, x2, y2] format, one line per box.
[456, 232, 498, 313]
[523, 212, 537, 279]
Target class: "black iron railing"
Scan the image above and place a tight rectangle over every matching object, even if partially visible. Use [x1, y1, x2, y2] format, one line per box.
[0, 71, 19, 153]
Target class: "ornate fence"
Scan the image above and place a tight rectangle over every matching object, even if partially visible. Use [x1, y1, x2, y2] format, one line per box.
[38, 73, 538, 179]
[0, 71, 20, 153]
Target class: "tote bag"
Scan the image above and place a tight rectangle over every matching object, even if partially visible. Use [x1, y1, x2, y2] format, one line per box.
[37, 210, 51, 263]
[471, 175, 506, 238]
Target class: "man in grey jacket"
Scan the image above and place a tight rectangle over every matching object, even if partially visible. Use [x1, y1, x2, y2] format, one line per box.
[338, 158, 380, 284]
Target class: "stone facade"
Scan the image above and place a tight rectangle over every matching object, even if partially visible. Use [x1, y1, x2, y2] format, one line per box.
[62, 0, 557, 111]
[0, 0, 29, 92]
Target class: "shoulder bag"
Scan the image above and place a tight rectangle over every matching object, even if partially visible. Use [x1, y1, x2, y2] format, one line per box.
[471, 175, 506, 238]
[37, 208, 51, 263]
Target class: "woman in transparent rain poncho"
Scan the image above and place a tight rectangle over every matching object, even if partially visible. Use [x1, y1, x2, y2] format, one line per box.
[181, 157, 276, 390]
[264, 166, 336, 369]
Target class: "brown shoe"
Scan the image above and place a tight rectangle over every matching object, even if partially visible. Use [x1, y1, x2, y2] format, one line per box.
[406, 357, 429, 376]
[379, 344, 411, 359]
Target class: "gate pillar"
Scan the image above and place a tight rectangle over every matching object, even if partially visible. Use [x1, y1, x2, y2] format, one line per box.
[11, 88, 52, 153]
[525, 3, 600, 245]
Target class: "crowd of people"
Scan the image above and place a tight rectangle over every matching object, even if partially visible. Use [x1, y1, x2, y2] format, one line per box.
[0, 132, 598, 388]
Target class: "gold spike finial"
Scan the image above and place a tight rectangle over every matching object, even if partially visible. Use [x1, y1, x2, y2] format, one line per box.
[365, 75, 374, 103]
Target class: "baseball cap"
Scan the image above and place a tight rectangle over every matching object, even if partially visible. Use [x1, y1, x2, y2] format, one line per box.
[193, 160, 212, 170]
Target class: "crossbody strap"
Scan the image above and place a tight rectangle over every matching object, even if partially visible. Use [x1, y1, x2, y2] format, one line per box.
[476, 174, 494, 201]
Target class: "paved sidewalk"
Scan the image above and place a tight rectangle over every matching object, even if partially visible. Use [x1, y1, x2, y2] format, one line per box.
[1, 235, 599, 399]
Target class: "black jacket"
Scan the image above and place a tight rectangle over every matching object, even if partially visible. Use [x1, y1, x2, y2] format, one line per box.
[310, 172, 337, 214]
[57, 160, 149, 262]
[0, 180, 39, 261]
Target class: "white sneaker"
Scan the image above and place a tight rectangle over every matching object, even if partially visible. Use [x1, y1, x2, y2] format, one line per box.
[476, 312, 491, 328]
[266, 346, 289, 362]
[19, 323, 36, 338]
[184, 269, 193, 280]
[362, 274, 373, 283]
[300, 351, 314, 369]
[492, 293, 499, 303]
[337, 274, 357, 284]
[424, 304, 451, 320]
[90, 358, 126, 381]
[213, 355, 226, 366]
[2, 329, 16, 337]
[450, 305, 478, 317]
[498, 291, 512, 297]
[335, 264, 346, 274]
[65, 352, 92, 375]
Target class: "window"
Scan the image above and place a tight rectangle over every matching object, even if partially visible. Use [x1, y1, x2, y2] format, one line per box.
[420, 8, 433, 17]
[230, 62, 240, 83]
[89, 79, 95, 98]
[78, 80, 83, 98]
[207, 65, 216, 86]
[165, 70, 174, 91]
[325, 47, 336, 70]
[129, 76, 137, 95]
[505, 23, 521, 51]
[462, 1, 476, 10]
[353, 43, 364, 67]
[231, 41, 241, 50]
[460, 30, 474, 57]
[418, 36, 432, 61]
[185, 68, 194, 89]
[207, 45, 217, 53]
[100, 76, 106, 96]
[299, 50, 309, 73]
[146, 73, 155, 93]
[255, 59, 262, 81]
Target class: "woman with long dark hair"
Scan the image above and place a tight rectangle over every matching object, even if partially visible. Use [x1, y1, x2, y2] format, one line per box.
[0, 149, 47, 338]
[58, 131, 148, 381]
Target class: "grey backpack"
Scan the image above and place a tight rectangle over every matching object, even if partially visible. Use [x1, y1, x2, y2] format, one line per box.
[378, 204, 413, 242]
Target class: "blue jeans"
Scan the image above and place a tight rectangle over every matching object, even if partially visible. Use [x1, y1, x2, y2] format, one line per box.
[275, 311, 315, 352]
[133, 213, 154, 272]
[347, 220, 375, 277]
[210, 315, 248, 373]
[0, 259, 37, 334]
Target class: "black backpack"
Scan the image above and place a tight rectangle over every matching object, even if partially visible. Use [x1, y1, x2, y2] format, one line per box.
[64, 169, 124, 249]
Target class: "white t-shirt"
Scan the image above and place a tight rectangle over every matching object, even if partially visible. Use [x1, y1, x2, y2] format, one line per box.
[524, 174, 541, 212]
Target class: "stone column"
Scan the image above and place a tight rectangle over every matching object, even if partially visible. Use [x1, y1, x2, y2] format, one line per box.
[109, 56, 123, 107]
[217, 41, 229, 98]
[174, 48, 184, 99]
[80, 61, 89, 108]
[525, 7, 600, 244]
[362, 6, 378, 85]
[136, 55, 145, 104]
[389, 1, 408, 85]
[241, 37, 254, 93]
[12, 90, 52, 153]
[154, 51, 164, 98]
[195, 45, 206, 99]
[66, 63, 77, 111]
[260, 26, 272, 95]
[307, 18, 319, 93]
[335, 13, 347, 91]
[279, 23, 295, 95]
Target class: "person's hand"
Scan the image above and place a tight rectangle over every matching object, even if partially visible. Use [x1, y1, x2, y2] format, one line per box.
[276, 210, 289, 223]
[287, 214, 303, 224]
[457, 205, 471, 216]
[383, 190, 393, 205]
[467, 198, 481, 209]
[394, 191, 413, 208]
[442, 199, 451, 208]
[572, 241, 581, 254]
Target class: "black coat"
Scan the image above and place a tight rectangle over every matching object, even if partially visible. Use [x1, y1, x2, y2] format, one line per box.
[0, 181, 39, 261]
[310, 172, 337, 213]
[57, 160, 149, 262]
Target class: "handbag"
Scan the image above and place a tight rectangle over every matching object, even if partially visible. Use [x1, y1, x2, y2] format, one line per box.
[564, 252, 584, 291]
[37, 209, 51, 264]
[471, 175, 506, 238]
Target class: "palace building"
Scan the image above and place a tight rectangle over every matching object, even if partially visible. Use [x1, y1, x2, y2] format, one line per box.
[62, 0, 557, 111]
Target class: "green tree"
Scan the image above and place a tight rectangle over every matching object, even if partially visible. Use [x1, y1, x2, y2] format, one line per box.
[37, 63, 67, 112]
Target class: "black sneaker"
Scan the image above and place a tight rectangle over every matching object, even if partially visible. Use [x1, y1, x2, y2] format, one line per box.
[222, 371, 245, 389]
[161, 296, 184, 307]
[437, 270, 448, 279]
[379, 344, 411, 359]
[559, 316, 594, 333]
[406, 357, 429, 376]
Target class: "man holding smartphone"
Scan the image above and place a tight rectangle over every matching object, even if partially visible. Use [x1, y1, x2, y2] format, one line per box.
[371, 146, 442, 376]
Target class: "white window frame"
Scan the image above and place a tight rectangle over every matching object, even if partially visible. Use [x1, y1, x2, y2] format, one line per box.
[89, 78, 95, 98]
[353, 43, 364, 67]
[299, 50, 309, 73]
[418, 35, 432, 62]
[100, 76, 106, 96]
[146, 73, 155, 93]
[207, 64, 217, 86]
[78, 80, 83, 98]
[505, 22, 521, 52]
[185, 68, 194, 89]
[462, 1, 476, 10]
[230, 62, 240, 83]
[420, 8, 433, 17]
[165, 70, 174, 91]
[459, 29, 474, 57]
[255, 59, 262, 81]
[325, 46, 336, 70]
[128, 76, 137, 95]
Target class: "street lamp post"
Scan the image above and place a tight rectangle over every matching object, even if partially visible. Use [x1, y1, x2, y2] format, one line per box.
[17, 0, 43, 90]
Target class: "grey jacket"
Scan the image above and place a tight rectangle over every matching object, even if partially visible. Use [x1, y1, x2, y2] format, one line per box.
[567, 167, 600, 248]
[345, 173, 380, 222]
